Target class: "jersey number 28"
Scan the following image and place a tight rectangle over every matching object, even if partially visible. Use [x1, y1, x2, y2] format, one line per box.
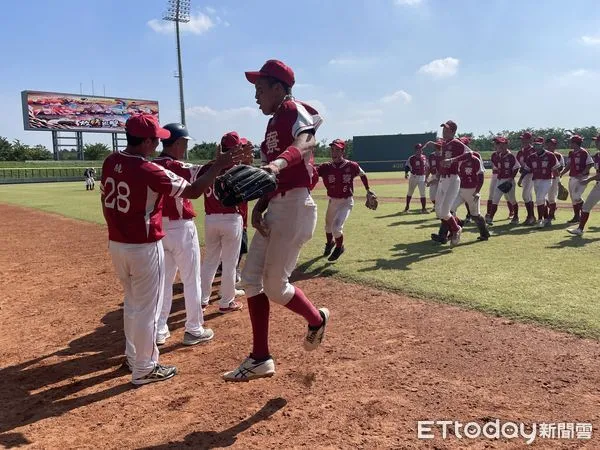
[103, 177, 131, 213]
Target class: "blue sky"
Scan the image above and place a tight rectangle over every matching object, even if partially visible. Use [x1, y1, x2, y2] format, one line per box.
[1, 0, 600, 150]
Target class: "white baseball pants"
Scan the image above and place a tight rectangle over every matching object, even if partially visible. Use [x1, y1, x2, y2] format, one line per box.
[521, 173, 534, 203]
[487, 173, 498, 202]
[452, 188, 481, 217]
[583, 182, 600, 213]
[533, 179, 552, 206]
[492, 178, 517, 205]
[435, 175, 460, 220]
[407, 175, 426, 198]
[429, 180, 438, 203]
[548, 178, 559, 204]
[242, 188, 317, 305]
[109, 240, 164, 381]
[569, 177, 587, 204]
[157, 219, 204, 339]
[200, 214, 243, 308]
[325, 197, 353, 238]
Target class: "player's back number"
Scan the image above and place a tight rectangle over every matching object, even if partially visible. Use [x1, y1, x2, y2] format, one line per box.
[103, 177, 131, 213]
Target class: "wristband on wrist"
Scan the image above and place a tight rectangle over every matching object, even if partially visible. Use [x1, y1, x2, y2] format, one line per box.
[271, 158, 288, 170]
[278, 145, 303, 167]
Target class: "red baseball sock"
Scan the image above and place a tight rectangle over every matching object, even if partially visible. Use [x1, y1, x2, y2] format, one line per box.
[465, 203, 471, 217]
[420, 197, 426, 209]
[549, 203, 556, 218]
[537, 205, 545, 220]
[489, 204, 498, 220]
[284, 287, 322, 327]
[508, 202, 514, 216]
[510, 203, 518, 218]
[335, 235, 344, 247]
[326, 232, 333, 244]
[405, 196, 412, 210]
[248, 293, 270, 360]
[526, 202, 535, 219]
[446, 216, 460, 233]
[580, 211, 590, 230]
[573, 203, 579, 217]
[576, 202, 583, 217]
[486, 200, 492, 216]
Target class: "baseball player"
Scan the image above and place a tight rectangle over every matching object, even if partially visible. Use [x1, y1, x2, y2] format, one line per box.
[516, 131, 536, 225]
[84, 167, 96, 191]
[567, 136, 600, 236]
[560, 135, 594, 223]
[199, 132, 249, 314]
[404, 144, 428, 213]
[486, 141, 513, 222]
[519, 137, 561, 228]
[153, 123, 214, 347]
[223, 59, 329, 382]
[449, 151, 490, 240]
[486, 136, 521, 225]
[545, 137, 565, 221]
[317, 138, 374, 261]
[101, 114, 246, 385]
[426, 140, 443, 208]
[423, 120, 472, 246]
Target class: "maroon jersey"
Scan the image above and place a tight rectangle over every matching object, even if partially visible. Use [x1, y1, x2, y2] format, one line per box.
[260, 98, 322, 194]
[491, 152, 501, 175]
[440, 139, 469, 176]
[457, 152, 484, 189]
[428, 152, 441, 176]
[496, 151, 520, 179]
[153, 155, 202, 220]
[199, 163, 246, 215]
[239, 202, 248, 229]
[524, 151, 560, 180]
[567, 148, 593, 176]
[407, 154, 428, 175]
[593, 152, 600, 171]
[317, 159, 363, 198]
[516, 145, 534, 168]
[101, 151, 189, 244]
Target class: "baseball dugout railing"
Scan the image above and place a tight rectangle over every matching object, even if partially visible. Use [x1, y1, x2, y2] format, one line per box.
[0, 167, 103, 184]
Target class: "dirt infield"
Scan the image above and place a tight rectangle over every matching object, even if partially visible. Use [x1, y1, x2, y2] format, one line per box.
[1, 204, 600, 449]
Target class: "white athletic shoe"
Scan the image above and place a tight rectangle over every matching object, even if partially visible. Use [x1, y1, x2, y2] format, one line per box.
[537, 219, 545, 229]
[223, 356, 276, 382]
[304, 308, 330, 351]
[156, 330, 171, 346]
[567, 227, 584, 236]
[183, 329, 214, 346]
[132, 364, 177, 386]
[234, 289, 245, 297]
[450, 226, 462, 246]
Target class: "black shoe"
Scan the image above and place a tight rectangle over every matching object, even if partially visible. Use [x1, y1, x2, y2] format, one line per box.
[323, 242, 334, 257]
[567, 216, 580, 224]
[328, 246, 345, 261]
[477, 235, 489, 241]
[430, 233, 448, 244]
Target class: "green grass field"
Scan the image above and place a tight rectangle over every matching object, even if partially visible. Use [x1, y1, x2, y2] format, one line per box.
[1, 176, 599, 339]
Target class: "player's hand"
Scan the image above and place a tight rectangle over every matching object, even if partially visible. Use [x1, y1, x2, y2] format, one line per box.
[517, 180, 523, 188]
[252, 211, 270, 237]
[473, 192, 481, 199]
[262, 163, 280, 176]
[405, 173, 409, 179]
[242, 141, 255, 165]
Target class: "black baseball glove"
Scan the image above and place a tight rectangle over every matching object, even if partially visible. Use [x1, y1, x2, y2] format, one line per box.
[497, 181, 513, 193]
[214, 164, 277, 207]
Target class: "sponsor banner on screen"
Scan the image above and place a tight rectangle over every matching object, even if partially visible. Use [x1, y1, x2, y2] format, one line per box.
[21, 91, 159, 133]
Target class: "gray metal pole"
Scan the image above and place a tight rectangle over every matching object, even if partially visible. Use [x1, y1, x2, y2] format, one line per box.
[175, 0, 188, 159]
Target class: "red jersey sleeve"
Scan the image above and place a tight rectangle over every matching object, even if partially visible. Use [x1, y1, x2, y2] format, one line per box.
[144, 162, 190, 198]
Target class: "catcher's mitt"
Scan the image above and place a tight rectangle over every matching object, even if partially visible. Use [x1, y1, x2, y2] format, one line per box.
[214, 165, 277, 207]
[497, 181, 513, 194]
[365, 191, 378, 210]
[558, 182, 569, 201]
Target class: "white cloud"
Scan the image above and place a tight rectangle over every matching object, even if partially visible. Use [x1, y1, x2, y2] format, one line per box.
[295, 83, 315, 89]
[205, 6, 216, 14]
[418, 57, 459, 78]
[581, 35, 600, 46]
[147, 12, 214, 35]
[328, 57, 377, 66]
[394, 0, 423, 6]
[380, 90, 412, 104]
[569, 69, 591, 77]
[186, 105, 259, 120]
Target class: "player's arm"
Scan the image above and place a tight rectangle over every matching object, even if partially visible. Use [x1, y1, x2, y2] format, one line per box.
[180, 146, 250, 199]
[251, 194, 271, 237]
[517, 158, 531, 186]
[560, 152, 572, 177]
[442, 141, 473, 166]
[404, 158, 411, 179]
[357, 165, 372, 192]
[263, 131, 316, 175]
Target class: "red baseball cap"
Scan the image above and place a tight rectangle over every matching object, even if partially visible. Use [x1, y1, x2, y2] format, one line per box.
[221, 131, 244, 150]
[570, 135, 584, 145]
[329, 139, 346, 150]
[519, 131, 533, 140]
[245, 59, 295, 87]
[534, 137, 545, 144]
[440, 120, 457, 132]
[125, 114, 170, 139]
[546, 138, 558, 145]
[493, 136, 508, 144]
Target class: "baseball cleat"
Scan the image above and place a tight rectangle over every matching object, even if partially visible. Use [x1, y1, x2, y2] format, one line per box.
[567, 216, 580, 224]
[183, 329, 214, 346]
[223, 356, 275, 382]
[510, 216, 520, 225]
[537, 219, 545, 229]
[544, 218, 552, 227]
[234, 289, 246, 298]
[464, 216, 472, 224]
[156, 330, 171, 346]
[523, 217, 536, 226]
[421, 208, 429, 214]
[304, 308, 330, 351]
[120, 360, 133, 373]
[219, 301, 244, 314]
[485, 216, 493, 225]
[201, 302, 209, 312]
[328, 246, 345, 261]
[131, 364, 177, 386]
[567, 227, 584, 236]
[450, 226, 462, 246]
[430, 233, 448, 244]
[323, 242, 335, 257]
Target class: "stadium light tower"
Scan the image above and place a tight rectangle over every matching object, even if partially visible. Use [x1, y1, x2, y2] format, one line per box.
[163, 0, 191, 158]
